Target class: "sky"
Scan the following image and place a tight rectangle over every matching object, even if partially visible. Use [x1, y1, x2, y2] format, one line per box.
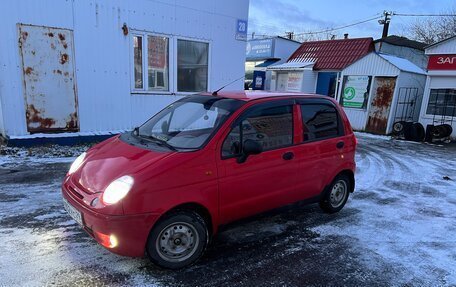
[248, 0, 455, 41]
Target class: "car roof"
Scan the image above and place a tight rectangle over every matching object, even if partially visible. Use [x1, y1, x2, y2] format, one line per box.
[202, 91, 331, 102]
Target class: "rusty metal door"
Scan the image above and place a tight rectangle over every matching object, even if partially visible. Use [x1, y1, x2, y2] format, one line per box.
[365, 77, 396, 134]
[19, 24, 78, 133]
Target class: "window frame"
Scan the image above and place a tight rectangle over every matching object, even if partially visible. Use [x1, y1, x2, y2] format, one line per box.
[424, 88, 456, 117]
[220, 99, 295, 160]
[175, 37, 211, 95]
[297, 98, 345, 143]
[130, 32, 211, 95]
[339, 75, 372, 110]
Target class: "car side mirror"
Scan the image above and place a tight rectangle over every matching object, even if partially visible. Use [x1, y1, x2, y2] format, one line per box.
[237, 139, 263, 163]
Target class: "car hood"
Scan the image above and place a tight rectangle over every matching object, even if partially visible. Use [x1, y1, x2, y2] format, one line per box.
[73, 135, 174, 193]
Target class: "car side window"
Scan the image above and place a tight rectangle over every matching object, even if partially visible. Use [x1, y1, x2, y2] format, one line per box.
[300, 104, 341, 141]
[222, 105, 293, 157]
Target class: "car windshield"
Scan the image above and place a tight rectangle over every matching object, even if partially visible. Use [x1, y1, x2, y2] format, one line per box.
[137, 95, 244, 150]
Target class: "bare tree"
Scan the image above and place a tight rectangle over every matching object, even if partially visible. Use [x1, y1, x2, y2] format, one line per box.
[405, 7, 456, 44]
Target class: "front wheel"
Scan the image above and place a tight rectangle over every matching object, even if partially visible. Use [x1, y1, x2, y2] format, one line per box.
[320, 175, 350, 214]
[146, 211, 208, 269]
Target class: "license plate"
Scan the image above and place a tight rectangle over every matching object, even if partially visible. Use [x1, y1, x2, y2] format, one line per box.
[63, 198, 83, 226]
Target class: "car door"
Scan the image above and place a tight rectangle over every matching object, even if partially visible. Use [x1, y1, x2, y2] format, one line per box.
[216, 100, 300, 224]
[294, 99, 346, 199]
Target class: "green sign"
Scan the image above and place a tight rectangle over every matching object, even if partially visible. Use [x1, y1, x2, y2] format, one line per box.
[342, 76, 370, 108]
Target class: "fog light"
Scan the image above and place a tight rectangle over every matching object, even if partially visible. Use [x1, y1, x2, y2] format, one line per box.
[109, 235, 118, 248]
[94, 231, 118, 248]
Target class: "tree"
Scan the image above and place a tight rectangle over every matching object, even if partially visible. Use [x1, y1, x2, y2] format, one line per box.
[406, 8, 456, 44]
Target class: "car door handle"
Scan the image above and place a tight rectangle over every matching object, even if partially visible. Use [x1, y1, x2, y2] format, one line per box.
[336, 141, 345, 149]
[282, 151, 294, 160]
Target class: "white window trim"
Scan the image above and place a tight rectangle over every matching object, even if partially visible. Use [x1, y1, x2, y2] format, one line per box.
[130, 31, 174, 95]
[175, 36, 212, 94]
[130, 31, 211, 95]
[423, 87, 456, 118]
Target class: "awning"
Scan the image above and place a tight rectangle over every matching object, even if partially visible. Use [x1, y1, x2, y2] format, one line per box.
[267, 61, 314, 71]
[255, 59, 280, 68]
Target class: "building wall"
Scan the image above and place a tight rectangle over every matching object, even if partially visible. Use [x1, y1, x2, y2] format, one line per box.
[426, 37, 456, 55]
[375, 42, 427, 70]
[387, 71, 426, 133]
[419, 72, 456, 138]
[337, 53, 398, 131]
[0, 0, 249, 138]
[419, 37, 456, 139]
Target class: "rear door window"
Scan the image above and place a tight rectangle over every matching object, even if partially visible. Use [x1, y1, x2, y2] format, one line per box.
[300, 104, 342, 141]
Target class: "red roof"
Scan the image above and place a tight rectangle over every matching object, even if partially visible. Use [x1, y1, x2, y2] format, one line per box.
[287, 38, 374, 70]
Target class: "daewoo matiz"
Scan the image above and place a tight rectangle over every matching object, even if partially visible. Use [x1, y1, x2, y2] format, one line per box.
[62, 91, 356, 269]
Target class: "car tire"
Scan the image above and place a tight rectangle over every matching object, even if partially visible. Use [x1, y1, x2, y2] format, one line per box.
[146, 211, 208, 269]
[319, 174, 350, 214]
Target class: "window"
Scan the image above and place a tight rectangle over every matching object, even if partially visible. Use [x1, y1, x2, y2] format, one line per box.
[301, 104, 341, 141]
[222, 105, 293, 157]
[148, 36, 169, 91]
[132, 34, 170, 92]
[177, 39, 209, 92]
[138, 95, 243, 150]
[133, 36, 143, 89]
[426, 89, 456, 116]
[340, 76, 372, 109]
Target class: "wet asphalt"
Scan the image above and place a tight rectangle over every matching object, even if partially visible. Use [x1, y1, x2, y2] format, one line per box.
[0, 134, 455, 286]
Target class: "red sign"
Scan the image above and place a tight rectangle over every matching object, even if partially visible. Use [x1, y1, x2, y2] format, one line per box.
[428, 54, 456, 70]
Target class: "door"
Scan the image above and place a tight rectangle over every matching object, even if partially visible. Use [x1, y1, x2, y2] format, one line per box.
[216, 101, 299, 224]
[276, 73, 288, 91]
[19, 24, 78, 133]
[316, 72, 338, 97]
[295, 101, 347, 198]
[365, 77, 396, 134]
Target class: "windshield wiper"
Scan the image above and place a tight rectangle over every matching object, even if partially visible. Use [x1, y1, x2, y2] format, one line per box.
[140, 135, 178, 151]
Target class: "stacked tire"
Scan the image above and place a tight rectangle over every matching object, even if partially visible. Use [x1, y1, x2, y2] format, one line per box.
[392, 121, 425, 142]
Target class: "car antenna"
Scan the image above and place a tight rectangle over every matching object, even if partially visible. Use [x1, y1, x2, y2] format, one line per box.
[212, 75, 245, 96]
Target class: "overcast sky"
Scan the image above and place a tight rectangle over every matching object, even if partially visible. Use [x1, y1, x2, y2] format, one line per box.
[248, 0, 455, 40]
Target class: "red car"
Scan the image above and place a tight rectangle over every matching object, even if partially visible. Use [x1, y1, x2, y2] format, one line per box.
[62, 91, 356, 269]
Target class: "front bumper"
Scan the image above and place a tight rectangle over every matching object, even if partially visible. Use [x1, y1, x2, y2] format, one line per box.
[61, 182, 160, 257]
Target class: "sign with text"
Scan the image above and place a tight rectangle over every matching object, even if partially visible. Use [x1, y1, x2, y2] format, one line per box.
[342, 76, 370, 108]
[286, 72, 303, 92]
[235, 19, 248, 41]
[428, 54, 456, 70]
[246, 39, 274, 59]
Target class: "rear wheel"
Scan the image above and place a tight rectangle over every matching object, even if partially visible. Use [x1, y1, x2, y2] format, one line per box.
[146, 211, 208, 269]
[320, 175, 350, 213]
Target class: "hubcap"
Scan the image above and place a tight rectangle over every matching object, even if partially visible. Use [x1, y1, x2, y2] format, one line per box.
[329, 180, 347, 208]
[156, 222, 199, 262]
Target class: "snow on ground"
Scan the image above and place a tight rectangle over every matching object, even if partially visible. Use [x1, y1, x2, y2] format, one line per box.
[0, 134, 455, 286]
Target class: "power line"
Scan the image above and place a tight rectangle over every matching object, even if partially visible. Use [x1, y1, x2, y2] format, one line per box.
[393, 13, 456, 17]
[294, 15, 383, 36]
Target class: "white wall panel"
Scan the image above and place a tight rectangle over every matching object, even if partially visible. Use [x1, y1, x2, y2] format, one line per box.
[0, 0, 249, 138]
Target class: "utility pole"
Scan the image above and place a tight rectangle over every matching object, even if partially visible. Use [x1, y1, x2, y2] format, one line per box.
[285, 31, 294, 40]
[378, 11, 392, 38]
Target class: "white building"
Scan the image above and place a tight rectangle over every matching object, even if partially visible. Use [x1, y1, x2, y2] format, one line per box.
[337, 52, 426, 135]
[0, 0, 249, 144]
[245, 36, 300, 90]
[418, 36, 456, 140]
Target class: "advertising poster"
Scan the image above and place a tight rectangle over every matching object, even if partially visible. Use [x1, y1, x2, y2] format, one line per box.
[343, 76, 370, 108]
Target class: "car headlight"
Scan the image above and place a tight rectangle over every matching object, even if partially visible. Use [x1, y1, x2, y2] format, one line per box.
[102, 175, 134, 205]
[68, 152, 86, 175]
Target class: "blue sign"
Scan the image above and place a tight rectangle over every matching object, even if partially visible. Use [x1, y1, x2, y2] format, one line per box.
[253, 71, 266, 90]
[246, 39, 274, 59]
[236, 19, 248, 41]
